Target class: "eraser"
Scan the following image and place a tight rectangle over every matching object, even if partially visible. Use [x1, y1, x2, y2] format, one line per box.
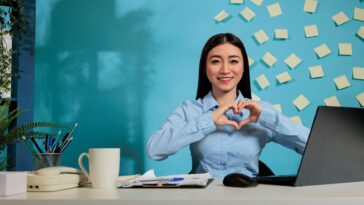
[0, 172, 27, 196]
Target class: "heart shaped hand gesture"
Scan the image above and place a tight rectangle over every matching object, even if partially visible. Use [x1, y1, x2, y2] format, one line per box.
[211, 102, 240, 129]
[211, 100, 263, 129]
[235, 100, 262, 128]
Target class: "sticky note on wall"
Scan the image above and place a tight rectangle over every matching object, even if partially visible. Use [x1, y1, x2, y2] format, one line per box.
[231, 0, 244, 4]
[285, 53, 302, 69]
[273, 104, 282, 112]
[332, 11, 349, 26]
[275, 29, 288, 39]
[304, 0, 318, 13]
[251, 0, 263, 6]
[309, 65, 324, 78]
[252, 93, 261, 101]
[354, 8, 364, 21]
[334, 75, 351, 90]
[256, 74, 270, 89]
[254, 29, 269, 44]
[338, 43, 352, 56]
[276, 71, 292, 84]
[240, 7, 256, 21]
[267, 3, 282, 17]
[293, 94, 310, 111]
[353, 67, 364, 80]
[290, 116, 303, 125]
[215, 10, 230, 22]
[262, 52, 277, 67]
[357, 26, 364, 40]
[324, 96, 341, 107]
[314, 44, 331, 58]
[304, 25, 319, 38]
[248, 56, 255, 66]
[357, 92, 364, 106]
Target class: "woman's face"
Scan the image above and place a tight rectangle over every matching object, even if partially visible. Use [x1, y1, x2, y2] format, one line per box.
[206, 43, 244, 95]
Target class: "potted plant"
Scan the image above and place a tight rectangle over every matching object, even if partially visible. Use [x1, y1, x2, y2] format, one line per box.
[0, 0, 65, 170]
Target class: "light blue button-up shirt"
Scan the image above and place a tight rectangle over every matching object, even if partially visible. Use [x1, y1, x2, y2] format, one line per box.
[147, 91, 310, 178]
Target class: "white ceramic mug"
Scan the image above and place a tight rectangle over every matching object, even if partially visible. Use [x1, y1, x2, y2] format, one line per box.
[78, 148, 120, 189]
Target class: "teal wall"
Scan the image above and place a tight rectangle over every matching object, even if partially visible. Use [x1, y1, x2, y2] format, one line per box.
[35, 0, 364, 176]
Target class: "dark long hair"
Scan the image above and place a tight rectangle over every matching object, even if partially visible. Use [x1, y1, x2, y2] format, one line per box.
[195, 33, 251, 100]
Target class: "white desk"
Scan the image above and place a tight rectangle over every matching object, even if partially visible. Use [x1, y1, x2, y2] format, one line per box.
[1, 180, 364, 205]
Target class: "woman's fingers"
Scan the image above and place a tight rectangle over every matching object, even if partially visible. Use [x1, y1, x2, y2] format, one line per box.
[220, 118, 239, 129]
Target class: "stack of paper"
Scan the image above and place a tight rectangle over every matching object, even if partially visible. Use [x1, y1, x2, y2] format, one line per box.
[119, 170, 213, 188]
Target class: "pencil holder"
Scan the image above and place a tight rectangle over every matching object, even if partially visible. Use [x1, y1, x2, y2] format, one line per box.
[33, 153, 62, 170]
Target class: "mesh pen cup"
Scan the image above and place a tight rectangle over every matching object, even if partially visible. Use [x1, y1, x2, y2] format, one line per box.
[33, 153, 61, 170]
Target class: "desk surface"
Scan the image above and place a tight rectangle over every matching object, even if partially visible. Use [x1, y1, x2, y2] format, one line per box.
[1, 180, 364, 205]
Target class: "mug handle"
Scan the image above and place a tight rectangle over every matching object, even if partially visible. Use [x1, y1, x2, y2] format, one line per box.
[78, 152, 90, 181]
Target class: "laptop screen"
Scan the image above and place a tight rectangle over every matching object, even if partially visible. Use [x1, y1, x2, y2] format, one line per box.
[294, 106, 364, 186]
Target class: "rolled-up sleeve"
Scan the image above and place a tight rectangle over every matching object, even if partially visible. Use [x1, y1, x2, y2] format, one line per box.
[147, 101, 216, 160]
[257, 103, 310, 154]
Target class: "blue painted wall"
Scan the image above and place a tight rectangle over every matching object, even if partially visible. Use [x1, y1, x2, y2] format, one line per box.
[35, 0, 363, 176]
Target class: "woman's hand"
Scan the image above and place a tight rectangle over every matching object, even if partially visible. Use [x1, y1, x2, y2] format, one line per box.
[236, 100, 263, 128]
[211, 102, 239, 129]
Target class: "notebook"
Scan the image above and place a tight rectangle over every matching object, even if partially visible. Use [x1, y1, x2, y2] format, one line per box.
[255, 106, 364, 186]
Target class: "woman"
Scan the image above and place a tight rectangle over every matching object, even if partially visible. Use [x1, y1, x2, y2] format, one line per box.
[147, 33, 309, 178]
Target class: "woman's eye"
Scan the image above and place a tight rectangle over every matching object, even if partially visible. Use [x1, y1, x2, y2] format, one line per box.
[211, 60, 220, 64]
[230, 60, 239, 64]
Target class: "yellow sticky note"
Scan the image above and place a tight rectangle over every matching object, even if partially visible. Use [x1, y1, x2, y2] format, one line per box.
[324, 96, 341, 107]
[254, 29, 269, 44]
[290, 116, 303, 125]
[256, 74, 270, 89]
[353, 67, 364, 80]
[275, 29, 288, 39]
[309, 65, 324, 78]
[332, 11, 349, 26]
[215, 10, 230, 22]
[357, 92, 364, 106]
[285, 53, 302, 69]
[338, 43, 352, 56]
[273, 104, 282, 112]
[262, 52, 277, 67]
[314, 44, 332, 58]
[240, 7, 256, 21]
[251, 0, 263, 6]
[248, 56, 255, 66]
[354, 8, 364, 21]
[357, 26, 364, 40]
[252, 93, 260, 101]
[231, 0, 244, 4]
[334, 75, 351, 90]
[304, 0, 318, 13]
[276, 71, 292, 84]
[267, 3, 282, 17]
[304, 25, 319, 38]
[293, 94, 310, 111]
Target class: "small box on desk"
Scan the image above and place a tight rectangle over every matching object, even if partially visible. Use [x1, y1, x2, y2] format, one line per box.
[0, 172, 27, 196]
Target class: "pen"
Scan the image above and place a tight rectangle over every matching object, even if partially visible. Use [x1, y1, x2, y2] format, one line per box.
[45, 135, 49, 153]
[52, 130, 62, 153]
[60, 122, 78, 145]
[31, 137, 45, 153]
[59, 136, 74, 153]
[139, 177, 184, 182]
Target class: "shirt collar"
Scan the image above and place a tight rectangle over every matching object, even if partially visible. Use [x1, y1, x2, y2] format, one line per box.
[201, 91, 246, 112]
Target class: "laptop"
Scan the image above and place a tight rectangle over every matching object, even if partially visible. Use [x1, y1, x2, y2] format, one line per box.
[254, 106, 364, 186]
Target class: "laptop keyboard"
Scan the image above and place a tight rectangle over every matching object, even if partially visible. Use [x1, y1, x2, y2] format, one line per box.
[254, 175, 297, 186]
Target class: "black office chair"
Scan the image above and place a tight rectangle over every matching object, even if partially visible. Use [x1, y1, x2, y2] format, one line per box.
[257, 160, 274, 176]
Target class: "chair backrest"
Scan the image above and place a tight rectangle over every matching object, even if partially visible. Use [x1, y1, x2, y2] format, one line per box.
[258, 160, 274, 176]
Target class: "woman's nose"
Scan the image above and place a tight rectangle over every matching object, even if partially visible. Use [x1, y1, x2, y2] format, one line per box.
[220, 62, 230, 74]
